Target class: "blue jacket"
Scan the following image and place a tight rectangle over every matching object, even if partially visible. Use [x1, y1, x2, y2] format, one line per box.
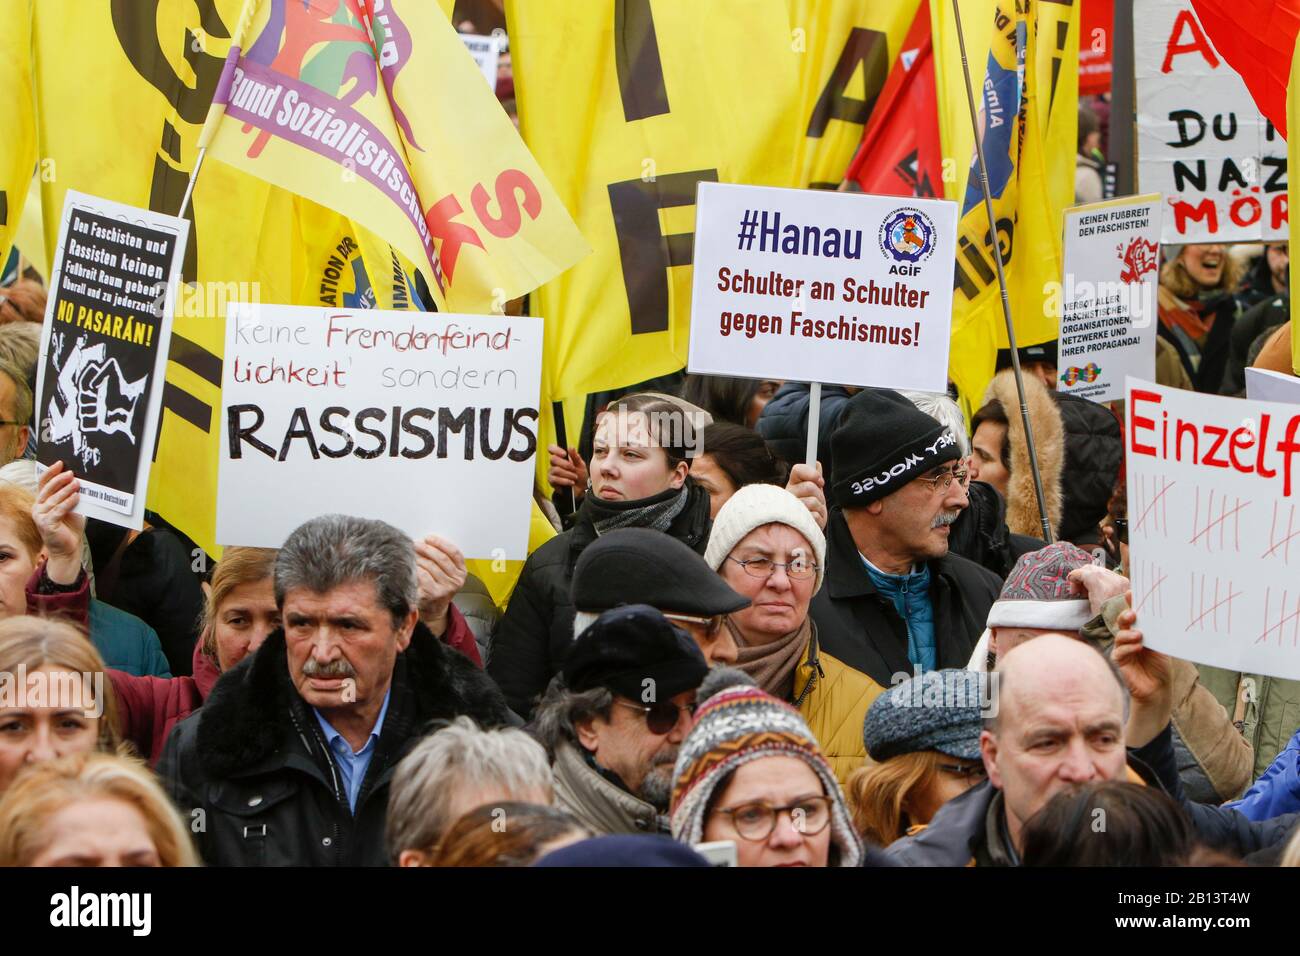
[1226, 728, 1300, 822]
[89, 599, 171, 678]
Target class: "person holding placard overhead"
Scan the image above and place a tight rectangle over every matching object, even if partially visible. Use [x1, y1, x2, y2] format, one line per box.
[489, 394, 713, 720]
[809, 390, 1002, 700]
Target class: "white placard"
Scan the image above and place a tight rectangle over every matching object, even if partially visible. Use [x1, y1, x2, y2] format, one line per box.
[34, 191, 187, 530]
[217, 304, 542, 559]
[1134, 0, 1287, 243]
[1246, 367, 1300, 406]
[1057, 195, 1163, 404]
[1126, 378, 1300, 679]
[459, 34, 501, 90]
[687, 182, 957, 391]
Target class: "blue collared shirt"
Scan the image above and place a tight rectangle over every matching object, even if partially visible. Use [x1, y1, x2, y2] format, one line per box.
[313, 689, 391, 813]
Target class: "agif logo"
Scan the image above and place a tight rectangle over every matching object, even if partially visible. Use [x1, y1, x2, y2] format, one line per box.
[879, 209, 936, 265]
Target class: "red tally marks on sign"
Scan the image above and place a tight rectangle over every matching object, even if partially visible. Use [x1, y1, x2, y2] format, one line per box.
[1189, 0, 1300, 139]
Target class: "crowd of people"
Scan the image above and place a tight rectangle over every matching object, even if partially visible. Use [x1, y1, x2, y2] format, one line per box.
[1, 229, 1299, 867]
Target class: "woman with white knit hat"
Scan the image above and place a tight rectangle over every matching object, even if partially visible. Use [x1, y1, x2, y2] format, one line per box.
[704, 484, 877, 784]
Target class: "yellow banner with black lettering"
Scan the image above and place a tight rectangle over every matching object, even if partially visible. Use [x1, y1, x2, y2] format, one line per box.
[786, 0, 923, 189]
[937, 0, 1079, 412]
[28, 0, 422, 554]
[0, 0, 35, 267]
[508, 0, 802, 403]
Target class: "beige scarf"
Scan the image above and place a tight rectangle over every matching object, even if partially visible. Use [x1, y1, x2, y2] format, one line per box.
[727, 616, 813, 702]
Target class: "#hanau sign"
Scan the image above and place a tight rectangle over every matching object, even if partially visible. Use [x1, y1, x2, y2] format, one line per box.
[217, 304, 542, 559]
[688, 182, 958, 391]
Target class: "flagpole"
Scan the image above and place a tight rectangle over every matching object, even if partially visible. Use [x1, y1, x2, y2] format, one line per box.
[178, 0, 259, 221]
[949, 0, 1054, 543]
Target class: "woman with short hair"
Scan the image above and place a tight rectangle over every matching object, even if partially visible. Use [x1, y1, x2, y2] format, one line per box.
[387, 716, 556, 866]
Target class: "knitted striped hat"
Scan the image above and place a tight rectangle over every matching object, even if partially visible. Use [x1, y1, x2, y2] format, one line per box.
[985, 541, 1095, 631]
[669, 669, 862, 867]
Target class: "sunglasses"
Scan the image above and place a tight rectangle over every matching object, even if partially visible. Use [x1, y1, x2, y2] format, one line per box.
[613, 698, 696, 735]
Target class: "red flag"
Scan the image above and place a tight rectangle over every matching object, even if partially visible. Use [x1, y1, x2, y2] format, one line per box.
[1079, 0, 1114, 96]
[1190, 0, 1300, 138]
[845, 0, 940, 198]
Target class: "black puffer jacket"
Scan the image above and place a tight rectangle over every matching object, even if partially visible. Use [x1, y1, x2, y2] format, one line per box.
[158, 622, 510, 866]
[810, 510, 1002, 689]
[755, 383, 852, 472]
[1223, 292, 1288, 396]
[487, 481, 712, 718]
[948, 479, 1042, 579]
[1054, 393, 1122, 545]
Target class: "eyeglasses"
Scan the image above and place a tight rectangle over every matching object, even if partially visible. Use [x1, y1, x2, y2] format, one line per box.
[937, 762, 987, 779]
[712, 795, 833, 842]
[613, 698, 696, 735]
[662, 612, 725, 637]
[726, 555, 819, 580]
[916, 469, 969, 494]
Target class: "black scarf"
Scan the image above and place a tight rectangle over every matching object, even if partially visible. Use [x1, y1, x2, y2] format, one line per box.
[580, 483, 691, 537]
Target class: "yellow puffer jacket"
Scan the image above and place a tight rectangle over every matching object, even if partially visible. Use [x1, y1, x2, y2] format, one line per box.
[793, 628, 887, 786]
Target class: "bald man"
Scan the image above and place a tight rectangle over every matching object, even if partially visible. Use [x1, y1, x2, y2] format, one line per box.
[887, 627, 1300, 865]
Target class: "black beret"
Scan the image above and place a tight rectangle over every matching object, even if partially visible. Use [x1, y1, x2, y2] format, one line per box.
[571, 528, 750, 617]
[562, 604, 708, 701]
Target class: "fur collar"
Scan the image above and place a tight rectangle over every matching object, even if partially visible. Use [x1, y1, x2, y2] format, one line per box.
[984, 369, 1064, 539]
[194, 622, 509, 778]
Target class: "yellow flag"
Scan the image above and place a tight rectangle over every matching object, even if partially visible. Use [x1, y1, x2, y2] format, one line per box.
[509, 0, 802, 402]
[786, 0, 923, 189]
[937, 0, 1078, 413]
[0, 0, 35, 266]
[28, 1, 406, 555]
[204, 0, 588, 314]
[465, 500, 558, 611]
[15, 176, 47, 280]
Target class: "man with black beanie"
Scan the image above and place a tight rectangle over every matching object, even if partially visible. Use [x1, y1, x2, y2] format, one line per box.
[810, 389, 1002, 703]
[531, 605, 708, 836]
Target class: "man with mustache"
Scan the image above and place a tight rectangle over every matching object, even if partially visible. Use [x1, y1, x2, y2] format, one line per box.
[532, 605, 707, 836]
[809, 389, 1002, 699]
[159, 514, 511, 866]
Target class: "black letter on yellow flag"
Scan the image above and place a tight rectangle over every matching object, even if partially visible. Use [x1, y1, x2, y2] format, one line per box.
[615, 0, 670, 121]
[806, 27, 888, 138]
[110, 0, 234, 283]
[609, 170, 718, 335]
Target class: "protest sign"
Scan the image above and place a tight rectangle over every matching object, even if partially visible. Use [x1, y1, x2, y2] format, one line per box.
[1246, 366, 1300, 405]
[217, 304, 542, 559]
[459, 33, 502, 90]
[687, 182, 957, 392]
[1125, 378, 1300, 679]
[34, 191, 186, 529]
[1135, 0, 1288, 243]
[1057, 195, 1162, 404]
